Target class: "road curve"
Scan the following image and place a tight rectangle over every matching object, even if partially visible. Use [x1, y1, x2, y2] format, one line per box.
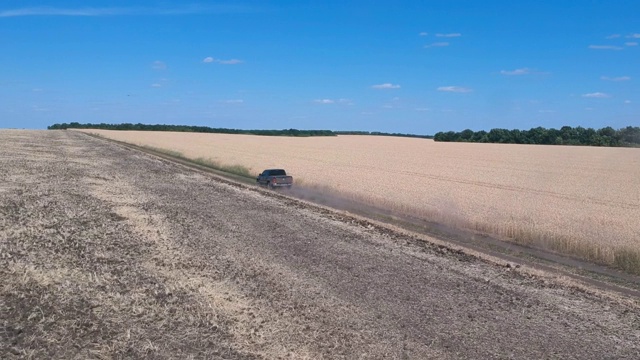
[1, 130, 639, 359]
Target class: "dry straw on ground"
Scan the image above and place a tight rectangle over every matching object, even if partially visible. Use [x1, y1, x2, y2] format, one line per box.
[80, 130, 640, 273]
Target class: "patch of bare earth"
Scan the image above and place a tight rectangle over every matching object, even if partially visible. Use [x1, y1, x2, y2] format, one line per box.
[1, 129, 639, 359]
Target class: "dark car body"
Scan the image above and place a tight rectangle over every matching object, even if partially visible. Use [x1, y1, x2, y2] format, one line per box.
[256, 169, 293, 188]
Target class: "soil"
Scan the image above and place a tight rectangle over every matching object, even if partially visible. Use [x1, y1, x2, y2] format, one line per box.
[1, 130, 639, 359]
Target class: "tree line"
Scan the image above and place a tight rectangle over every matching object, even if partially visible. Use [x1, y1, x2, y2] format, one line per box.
[433, 126, 640, 147]
[48, 122, 639, 146]
[334, 131, 433, 139]
[47, 122, 433, 138]
[48, 122, 336, 137]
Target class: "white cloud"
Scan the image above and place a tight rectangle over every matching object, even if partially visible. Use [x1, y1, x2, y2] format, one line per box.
[437, 86, 472, 93]
[0, 5, 258, 17]
[419, 32, 428, 36]
[436, 33, 461, 37]
[314, 99, 335, 104]
[371, 83, 400, 89]
[626, 42, 638, 46]
[415, 107, 431, 112]
[151, 83, 162, 88]
[0, 7, 125, 17]
[424, 42, 449, 48]
[203, 57, 243, 64]
[588, 45, 623, 50]
[606, 34, 621, 39]
[624, 100, 632, 104]
[582, 92, 611, 98]
[627, 33, 640, 38]
[152, 60, 166, 70]
[313, 98, 352, 105]
[601, 76, 631, 81]
[500, 68, 531, 75]
[218, 59, 243, 65]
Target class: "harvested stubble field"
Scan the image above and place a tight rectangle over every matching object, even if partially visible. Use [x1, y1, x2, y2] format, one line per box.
[80, 129, 640, 273]
[2, 129, 640, 358]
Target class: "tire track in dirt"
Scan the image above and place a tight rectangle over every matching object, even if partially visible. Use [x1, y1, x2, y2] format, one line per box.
[82, 175, 330, 358]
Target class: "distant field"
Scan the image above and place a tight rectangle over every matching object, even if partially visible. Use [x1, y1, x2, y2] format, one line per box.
[78, 129, 640, 272]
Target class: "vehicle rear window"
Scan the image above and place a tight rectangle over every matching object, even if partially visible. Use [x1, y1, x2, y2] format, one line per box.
[271, 169, 286, 176]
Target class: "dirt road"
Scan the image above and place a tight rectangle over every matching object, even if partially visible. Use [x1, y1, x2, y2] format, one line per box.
[1, 130, 639, 359]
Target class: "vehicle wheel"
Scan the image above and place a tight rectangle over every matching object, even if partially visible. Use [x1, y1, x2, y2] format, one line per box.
[267, 181, 273, 189]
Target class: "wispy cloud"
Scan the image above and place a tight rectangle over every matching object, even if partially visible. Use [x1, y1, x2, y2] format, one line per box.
[601, 76, 630, 81]
[500, 68, 531, 76]
[152, 60, 166, 70]
[436, 33, 462, 37]
[1, 7, 125, 17]
[437, 86, 472, 93]
[624, 100, 632, 104]
[371, 83, 400, 89]
[203, 57, 243, 65]
[424, 42, 449, 48]
[0, 5, 258, 17]
[218, 59, 243, 65]
[419, 32, 428, 36]
[627, 33, 640, 38]
[221, 99, 243, 104]
[150, 78, 168, 88]
[582, 92, 611, 98]
[626, 42, 638, 46]
[606, 34, 621, 39]
[313, 98, 352, 105]
[588, 45, 623, 50]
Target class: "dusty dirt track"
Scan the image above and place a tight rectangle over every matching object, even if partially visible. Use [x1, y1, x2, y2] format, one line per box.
[1, 130, 639, 359]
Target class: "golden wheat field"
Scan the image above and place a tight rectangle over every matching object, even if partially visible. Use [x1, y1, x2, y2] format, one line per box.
[79, 129, 640, 269]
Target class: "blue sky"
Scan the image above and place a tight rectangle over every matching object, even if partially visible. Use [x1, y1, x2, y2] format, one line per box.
[1, 1, 638, 134]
